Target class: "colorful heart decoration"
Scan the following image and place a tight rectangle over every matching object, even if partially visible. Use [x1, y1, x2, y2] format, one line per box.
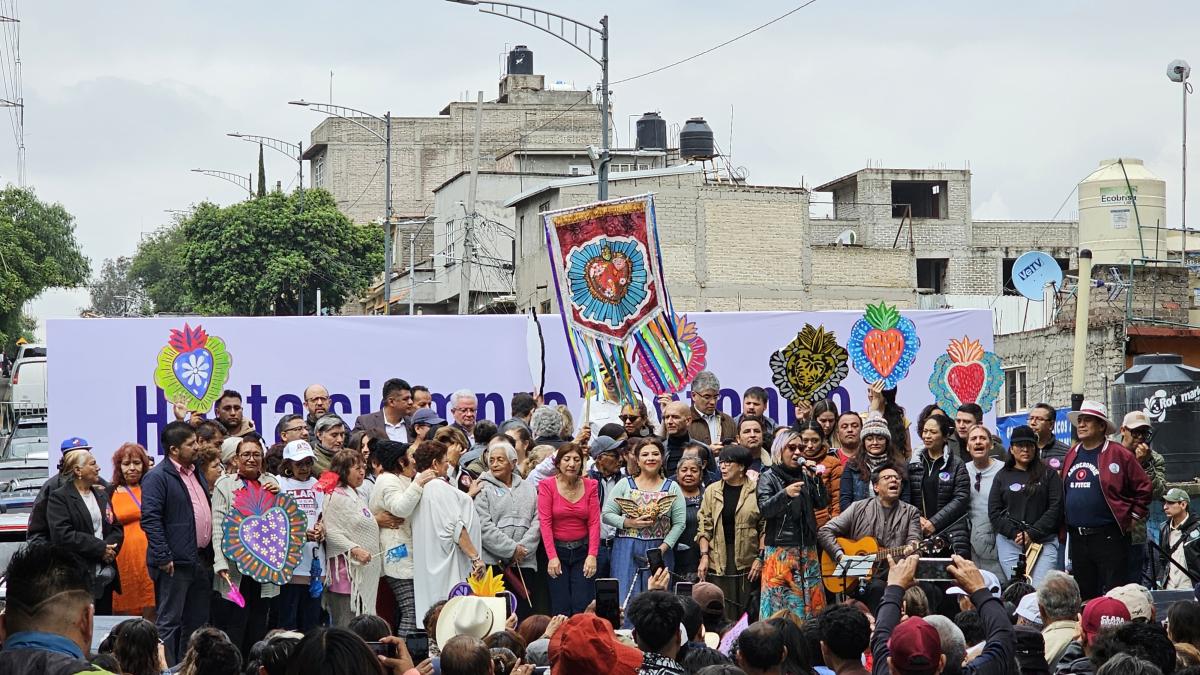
[769, 324, 849, 405]
[927, 336, 1004, 416]
[633, 314, 708, 395]
[847, 302, 921, 389]
[221, 482, 308, 585]
[584, 245, 633, 304]
[153, 323, 232, 414]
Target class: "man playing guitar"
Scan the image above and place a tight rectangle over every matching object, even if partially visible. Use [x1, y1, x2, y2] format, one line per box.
[817, 463, 923, 608]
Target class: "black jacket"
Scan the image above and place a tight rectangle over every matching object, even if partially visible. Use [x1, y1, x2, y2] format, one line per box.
[1156, 513, 1200, 588]
[988, 464, 1063, 543]
[46, 482, 124, 592]
[907, 449, 971, 557]
[757, 463, 828, 548]
[140, 457, 211, 568]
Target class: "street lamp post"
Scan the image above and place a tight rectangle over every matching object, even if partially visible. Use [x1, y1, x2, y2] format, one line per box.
[446, 0, 610, 200]
[190, 168, 253, 196]
[1168, 60, 1192, 263]
[289, 101, 394, 314]
[228, 133, 305, 211]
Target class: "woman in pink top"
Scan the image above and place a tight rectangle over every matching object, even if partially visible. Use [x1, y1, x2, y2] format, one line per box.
[536, 442, 599, 615]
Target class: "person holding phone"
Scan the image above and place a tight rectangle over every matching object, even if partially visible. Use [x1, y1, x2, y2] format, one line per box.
[757, 427, 828, 621]
[696, 444, 763, 622]
[602, 438, 686, 616]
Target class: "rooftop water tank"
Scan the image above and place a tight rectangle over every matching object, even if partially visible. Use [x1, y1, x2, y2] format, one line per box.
[1110, 353, 1200, 482]
[679, 117, 715, 160]
[1078, 158, 1168, 265]
[636, 112, 667, 151]
[507, 45, 533, 75]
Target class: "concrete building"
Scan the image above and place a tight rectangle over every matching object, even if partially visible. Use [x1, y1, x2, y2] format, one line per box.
[508, 164, 918, 314]
[302, 48, 605, 314]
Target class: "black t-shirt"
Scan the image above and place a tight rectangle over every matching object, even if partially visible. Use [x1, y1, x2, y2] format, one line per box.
[1065, 446, 1114, 528]
[722, 482, 741, 573]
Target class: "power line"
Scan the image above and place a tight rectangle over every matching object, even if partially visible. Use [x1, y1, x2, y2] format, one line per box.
[612, 0, 820, 85]
[344, 159, 384, 212]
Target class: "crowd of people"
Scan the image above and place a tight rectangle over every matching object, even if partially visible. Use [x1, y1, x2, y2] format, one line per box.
[3, 369, 1200, 675]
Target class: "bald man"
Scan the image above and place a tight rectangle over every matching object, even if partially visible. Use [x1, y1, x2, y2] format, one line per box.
[302, 384, 330, 436]
[661, 401, 694, 475]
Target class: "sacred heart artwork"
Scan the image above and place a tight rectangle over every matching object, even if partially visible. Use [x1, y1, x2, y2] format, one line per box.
[153, 323, 232, 414]
[565, 237, 651, 330]
[928, 336, 1003, 415]
[221, 482, 307, 585]
[847, 302, 921, 389]
[634, 314, 708, 395]
[584, 245, 633, 304]
[769, 324, 849, 405]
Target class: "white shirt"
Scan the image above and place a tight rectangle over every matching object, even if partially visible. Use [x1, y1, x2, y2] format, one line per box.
[81, 489, 103, 539]
[576, 394, 661, 436]
[384, 414, 409, 443]
[703, 413, 721, 445]
[1166, 519, 1194, 590]
[279, 476, 327, 580]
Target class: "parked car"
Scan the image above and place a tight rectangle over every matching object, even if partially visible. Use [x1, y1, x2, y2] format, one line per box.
[8, 356, 46, 417]
[0, 510, 29, 603]
[0, 413, 47, 487]
[13, 342, 45, 364]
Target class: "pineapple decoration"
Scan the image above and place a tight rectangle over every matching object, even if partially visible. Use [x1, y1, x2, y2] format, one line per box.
[927, 336, 1004, 415]
[847, 302, 921, 389]
[769, 323, 849, 405]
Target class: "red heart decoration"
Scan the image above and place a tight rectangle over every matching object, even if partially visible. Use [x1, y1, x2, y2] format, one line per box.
[584, 250, 632, 304]
[947, 362, 985, 403]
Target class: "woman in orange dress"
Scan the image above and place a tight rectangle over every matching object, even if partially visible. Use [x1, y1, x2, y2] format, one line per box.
[107, 442, 157, 618]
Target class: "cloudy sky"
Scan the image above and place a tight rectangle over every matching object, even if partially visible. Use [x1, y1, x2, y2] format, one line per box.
[16, 0, 1200, 334]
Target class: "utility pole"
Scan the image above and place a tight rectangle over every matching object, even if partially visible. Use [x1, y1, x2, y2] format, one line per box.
[598, 15, 610, 200]
[458, 91, 484, 315]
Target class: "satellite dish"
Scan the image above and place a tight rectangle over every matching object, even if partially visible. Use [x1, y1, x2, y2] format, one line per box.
[1012, 251, 1064, 301]
[1168, 59, 1191, 83]
[836, 229, 858, 245]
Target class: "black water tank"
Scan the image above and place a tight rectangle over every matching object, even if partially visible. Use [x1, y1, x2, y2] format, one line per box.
[1110, 353, 1200, 482]
[507, 45, 533, 75]
[679, 117, 715, 160]
[636, 112, 667, 150]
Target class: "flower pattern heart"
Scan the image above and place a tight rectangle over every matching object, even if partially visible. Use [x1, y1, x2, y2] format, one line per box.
[238, 507, 290, 571]
[584, 247, 632, 304]
[221, 482, 307, 585]
[172, 348, 214, 400]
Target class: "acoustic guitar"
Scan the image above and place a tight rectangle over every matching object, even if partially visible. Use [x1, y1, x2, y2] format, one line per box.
[819, 535, 946, 593]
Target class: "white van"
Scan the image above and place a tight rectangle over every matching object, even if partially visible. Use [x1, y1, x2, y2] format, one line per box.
[10, 357, 46, 413]
[13, 343, 45, 363]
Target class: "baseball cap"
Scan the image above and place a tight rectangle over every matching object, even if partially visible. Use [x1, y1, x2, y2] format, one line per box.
[888, 616, 942, 671]
[220, 436, 242, 464]
[589, 436, 625, 460]
[691, 582, 726, 614]
[60, 437, 92, 453]
[1016, 592, 1043, 626]
[412, 408, 446, 426]
[945, 569, 1002, 598]
[1165, 487, 1191, 504]
[282, 440, 316, 463]
[549, 614, 643, 675]
[1106, 583, 1153, 622]
[1010, 425, 1038, 447]
[1081, 597, 1130, 641]
[1121, 410, 1153, 430]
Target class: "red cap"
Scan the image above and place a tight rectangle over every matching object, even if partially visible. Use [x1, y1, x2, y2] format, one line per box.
[549, 614, 643, 675]
[888, 617, 942, 673]
[1081, 597, 1130, 641]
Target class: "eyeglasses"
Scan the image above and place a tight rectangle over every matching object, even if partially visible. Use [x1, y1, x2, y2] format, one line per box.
[238, 452, 263, 460]
[283, 425, 306, 434]
[619, 415, 640, 422]
[974, 471, 983, 492]
[693, 392, 718, 401]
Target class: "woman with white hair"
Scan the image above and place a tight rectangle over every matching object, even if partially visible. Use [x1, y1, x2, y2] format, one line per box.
[473, 438, 542, 617]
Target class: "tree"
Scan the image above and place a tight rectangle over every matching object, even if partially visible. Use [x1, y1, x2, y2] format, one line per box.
[0, 186, 89, 348]
[132, 189, 382, 316]
[84, 256, 151, 316]
[257, 144, 267, 198]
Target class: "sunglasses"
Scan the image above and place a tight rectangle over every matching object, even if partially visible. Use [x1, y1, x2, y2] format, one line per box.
[619, 415, 640, 422]
[974, 472, 983, 492]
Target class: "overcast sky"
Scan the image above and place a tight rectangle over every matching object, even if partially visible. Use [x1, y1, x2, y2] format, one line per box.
[16, 0, 1200, 335]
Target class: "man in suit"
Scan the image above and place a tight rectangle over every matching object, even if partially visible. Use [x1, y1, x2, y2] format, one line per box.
[353, 377, 414, 443]
[141, 420, 213, 666]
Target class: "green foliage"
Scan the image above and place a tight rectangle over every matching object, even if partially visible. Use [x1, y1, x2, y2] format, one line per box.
[85, 256, 151, 316]
[131, 189, 382, 316]
[0, 186, 89, 349]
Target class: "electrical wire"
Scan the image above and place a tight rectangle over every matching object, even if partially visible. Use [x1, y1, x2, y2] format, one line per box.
[344, 159, 384, 212]
[612, 0, 821, 85]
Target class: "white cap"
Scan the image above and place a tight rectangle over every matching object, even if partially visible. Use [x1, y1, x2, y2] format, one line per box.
[1016, 592, 1042, 625]
[283, 440, 316, 462]
[945, 569, 1002, 598]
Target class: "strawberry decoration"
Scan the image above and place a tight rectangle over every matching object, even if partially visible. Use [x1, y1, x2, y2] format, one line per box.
[847, 302, 921, 389]
[927, 336, 1004, 415]
[152, 323, 232, 414]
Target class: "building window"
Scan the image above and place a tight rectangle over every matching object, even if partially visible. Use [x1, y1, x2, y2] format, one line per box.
[538, 200, 551, 213]
[611, 163, 634, 173]
[569, 165, 593, 176]
[1002, 257, 1071, 296]
[313, 156, 325, 186]
[540, 299, 551, 314]
[1002, 367, 1028, 415]
[916, 258, 948, 294]
[891, 180, 948, 218]
[636, 163, 650, 171]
